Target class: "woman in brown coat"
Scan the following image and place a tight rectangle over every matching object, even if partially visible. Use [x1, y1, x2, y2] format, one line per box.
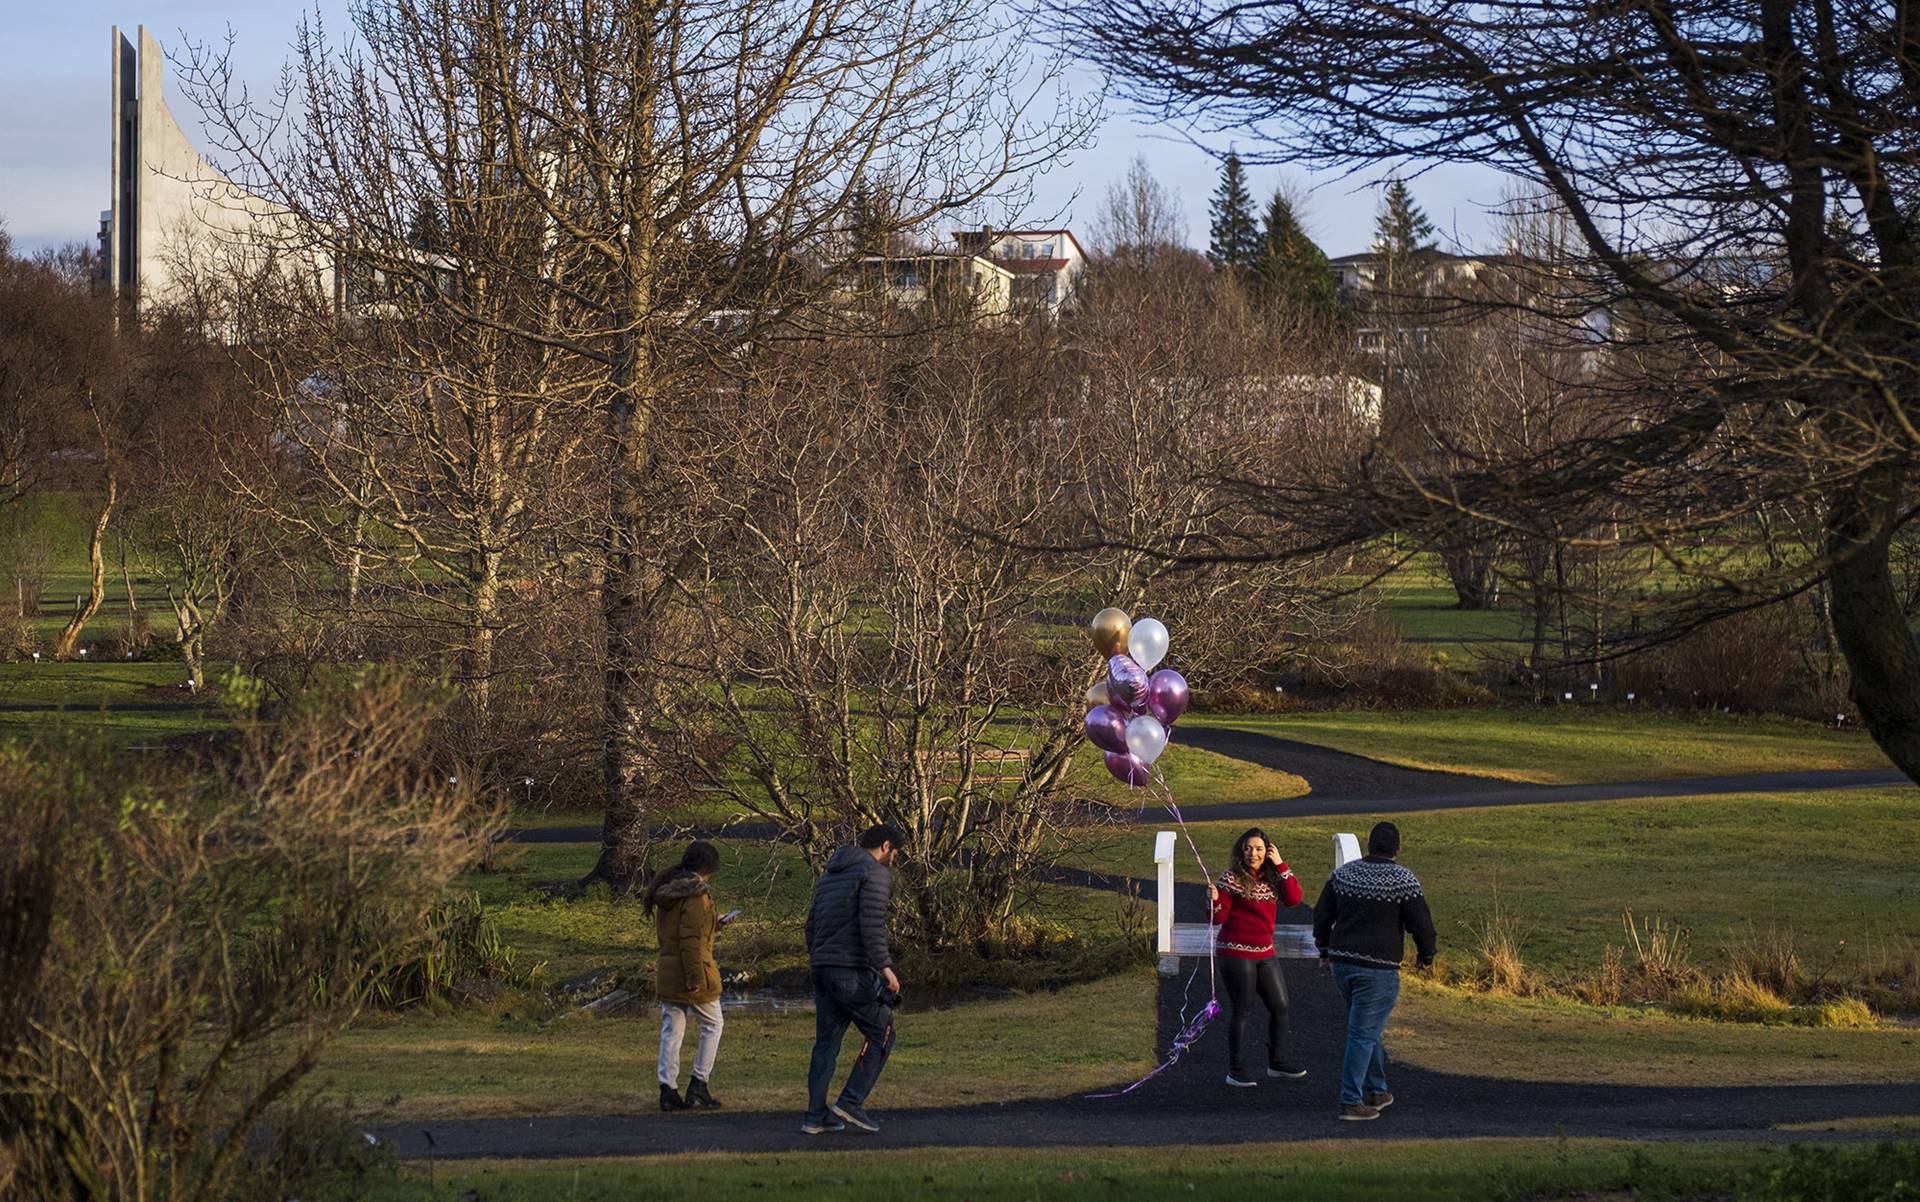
[645, 840, 729, 1111]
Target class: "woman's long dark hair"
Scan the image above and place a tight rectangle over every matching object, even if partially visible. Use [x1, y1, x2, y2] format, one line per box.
[642, 840, 721, 916]
[1227, 827, 1282, 891]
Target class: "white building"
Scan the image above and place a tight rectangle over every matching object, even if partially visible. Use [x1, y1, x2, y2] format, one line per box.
[951, 228, 1086, 318]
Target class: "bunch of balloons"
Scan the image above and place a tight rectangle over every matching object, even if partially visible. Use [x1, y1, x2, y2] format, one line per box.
[1081, 606, 1190, 787]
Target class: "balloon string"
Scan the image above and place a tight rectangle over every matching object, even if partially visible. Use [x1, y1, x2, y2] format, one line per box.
[1089, 760, 1221, 1098]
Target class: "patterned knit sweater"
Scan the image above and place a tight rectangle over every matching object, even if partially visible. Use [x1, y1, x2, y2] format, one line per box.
[1311, 855, 1438, 970]
[1210, 864, 1304, 959]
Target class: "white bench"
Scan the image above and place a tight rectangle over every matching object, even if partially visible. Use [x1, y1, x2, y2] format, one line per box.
[1157, 831, 1361, 966]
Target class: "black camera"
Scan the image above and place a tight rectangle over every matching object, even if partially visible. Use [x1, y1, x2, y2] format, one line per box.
[878, 986, 903, 1008]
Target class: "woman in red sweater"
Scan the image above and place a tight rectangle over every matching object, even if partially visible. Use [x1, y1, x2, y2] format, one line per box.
[1209, 827, 1306, 1086]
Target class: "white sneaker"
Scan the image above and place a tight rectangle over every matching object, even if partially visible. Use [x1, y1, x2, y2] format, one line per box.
[1224, 1073, 1258, 1088]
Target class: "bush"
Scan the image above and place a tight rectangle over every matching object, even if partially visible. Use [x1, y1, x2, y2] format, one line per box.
[1739, 1141, 1920, 1202]
[0, 674, 498, 1202]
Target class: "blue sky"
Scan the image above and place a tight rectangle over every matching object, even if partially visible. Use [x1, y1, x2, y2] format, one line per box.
[3, 3, 1506, 258]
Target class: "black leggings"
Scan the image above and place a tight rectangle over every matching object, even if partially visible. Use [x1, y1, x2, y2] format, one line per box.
[1220, 955, 1290, 1075]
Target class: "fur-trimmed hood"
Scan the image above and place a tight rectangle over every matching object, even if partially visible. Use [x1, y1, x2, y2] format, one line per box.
[654, 870, 711, 902]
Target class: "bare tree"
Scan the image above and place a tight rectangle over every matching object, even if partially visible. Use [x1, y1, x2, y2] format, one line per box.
[1088, 153, 1188, 268]
[180, 0, 1096, 886]
[1068, 0, 1920, 779]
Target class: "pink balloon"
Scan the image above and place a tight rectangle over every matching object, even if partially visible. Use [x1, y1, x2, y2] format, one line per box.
[1106, 655, 1149, 711]
[1104, 750, 1151, 787]
[1083, 704, 1129, 754]
[1148, 669, 1190, 727]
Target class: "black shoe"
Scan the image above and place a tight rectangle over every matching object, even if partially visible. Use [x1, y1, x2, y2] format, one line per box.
[1266, 1064, 1308, 1079]
[800, 1114, 846, 1135]
[659, 1083, 690, 1112]
[685, 1077, 722, 1109]
[830, 1101, 880, 1132]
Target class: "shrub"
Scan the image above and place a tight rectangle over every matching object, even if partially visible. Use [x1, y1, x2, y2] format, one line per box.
[1739, 1141, 1920, 1202]
[0, 672, 498, 1202]
[0, 613, 34, 661]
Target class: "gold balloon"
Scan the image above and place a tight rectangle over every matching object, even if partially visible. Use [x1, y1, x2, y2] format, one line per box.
[1087, 607, 1132, 657]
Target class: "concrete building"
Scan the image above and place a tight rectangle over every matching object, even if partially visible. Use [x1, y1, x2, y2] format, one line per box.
[104, 25, 315, 308]
[951, 228, 1086, 318]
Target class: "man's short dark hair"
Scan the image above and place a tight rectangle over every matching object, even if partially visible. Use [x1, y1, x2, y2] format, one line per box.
[1367, 822, 1401, 857]
[859, 823, 907, 850]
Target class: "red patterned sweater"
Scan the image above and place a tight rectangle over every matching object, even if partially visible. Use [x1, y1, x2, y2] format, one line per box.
[1211, 864, 1305, 959]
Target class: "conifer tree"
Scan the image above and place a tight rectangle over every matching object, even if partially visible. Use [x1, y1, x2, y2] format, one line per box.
[1253, 191, 1336, 315]
[1207, 152, 1261, 271]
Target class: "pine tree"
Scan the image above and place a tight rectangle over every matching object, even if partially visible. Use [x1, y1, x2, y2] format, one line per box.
[1372, 178, 1436, 297]
[1208, 152, 1261, 271]
[1372, 178, 1436, 257]
[1253, 191, 1336, 316]
[407, 200, 446, 255]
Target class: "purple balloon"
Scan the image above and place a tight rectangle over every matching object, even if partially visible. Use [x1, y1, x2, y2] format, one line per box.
[1104, 750, 1151, 787]
[1148, 669, 1190, 727]
[1083, 704, 1129, 754]
[1106, 654, 1149, 712]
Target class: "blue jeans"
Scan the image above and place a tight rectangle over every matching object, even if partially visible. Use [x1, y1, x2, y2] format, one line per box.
[804, 965, 895, 1120]
[1330, 962, 1399, 1106]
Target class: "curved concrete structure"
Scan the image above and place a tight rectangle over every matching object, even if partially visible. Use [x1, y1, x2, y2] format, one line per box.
[107, 26, 314, 308]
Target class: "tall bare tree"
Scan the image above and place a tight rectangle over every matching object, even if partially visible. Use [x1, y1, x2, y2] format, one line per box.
[180, 0, 1095, 884]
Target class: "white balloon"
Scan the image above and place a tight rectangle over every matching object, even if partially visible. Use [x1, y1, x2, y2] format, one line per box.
[1125, 714, 1168, 765]
[1128, 618, 1170, 672]
[1085, 680, 1113, 706]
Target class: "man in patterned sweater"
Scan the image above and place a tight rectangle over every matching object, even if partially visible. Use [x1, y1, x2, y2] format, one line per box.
[1311, 821, 1437, 1122]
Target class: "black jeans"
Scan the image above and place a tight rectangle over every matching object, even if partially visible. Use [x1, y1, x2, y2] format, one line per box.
[805, 964, 895, 1119]
[1220, 955, 1290, 1075]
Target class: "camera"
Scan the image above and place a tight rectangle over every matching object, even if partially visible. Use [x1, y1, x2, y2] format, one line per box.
[878, 986, 903, 1008]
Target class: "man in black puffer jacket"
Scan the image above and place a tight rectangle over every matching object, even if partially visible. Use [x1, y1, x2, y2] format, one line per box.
[800, 823, 905, 1135]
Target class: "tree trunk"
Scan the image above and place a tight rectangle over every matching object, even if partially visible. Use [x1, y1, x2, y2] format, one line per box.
[588, 317, 659, 891]
[52, 479, 116, 660]
[1825, 471, 1920, 781]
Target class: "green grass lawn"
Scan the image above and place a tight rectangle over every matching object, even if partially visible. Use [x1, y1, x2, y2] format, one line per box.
[1193, 707, 1893, 784]
[358, 1138, 1916, 1202]
[1390, 980, 1919, 1087]
[314, 970, 1156, 1120]
[1069, 788, 1919, 980]
[0, 658, 215, 742]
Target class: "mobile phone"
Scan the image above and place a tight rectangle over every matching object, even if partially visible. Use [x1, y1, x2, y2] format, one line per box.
[719, 908, 742, 924]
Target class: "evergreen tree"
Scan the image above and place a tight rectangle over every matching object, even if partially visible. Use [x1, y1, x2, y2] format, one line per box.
[1372, 177, 1436, 257]
[407, 200, 446, 255]
[1253, 191, 1336, 316]
[1207, 152, 1261, 271]
[1372, 177, 1436, 297]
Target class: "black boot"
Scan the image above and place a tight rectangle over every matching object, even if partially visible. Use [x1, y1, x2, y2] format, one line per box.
[685, 1077, 723, 1109]
[659, 1083, 690, 1112]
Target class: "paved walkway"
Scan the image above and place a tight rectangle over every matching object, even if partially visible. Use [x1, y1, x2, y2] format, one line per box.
[370, 954, 1920, 1158]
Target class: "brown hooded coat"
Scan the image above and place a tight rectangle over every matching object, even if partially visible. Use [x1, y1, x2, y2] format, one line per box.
[653, 871, 722, 1004]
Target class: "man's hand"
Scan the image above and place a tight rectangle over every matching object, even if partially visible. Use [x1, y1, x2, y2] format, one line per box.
[1416, 959, 1435, 976]
[1318, 955, 1331, 974]
[882, 967, 901, 995]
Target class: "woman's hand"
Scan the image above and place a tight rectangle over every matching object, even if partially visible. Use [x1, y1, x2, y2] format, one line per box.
[1207, 884, 1220, 903]
[1266, 845, 1284, 868]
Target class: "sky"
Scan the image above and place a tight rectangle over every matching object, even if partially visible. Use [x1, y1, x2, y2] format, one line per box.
[1, 3, 1508, 260]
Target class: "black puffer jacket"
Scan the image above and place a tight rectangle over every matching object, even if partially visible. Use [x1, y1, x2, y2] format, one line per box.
[805, 846, 894, 971]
